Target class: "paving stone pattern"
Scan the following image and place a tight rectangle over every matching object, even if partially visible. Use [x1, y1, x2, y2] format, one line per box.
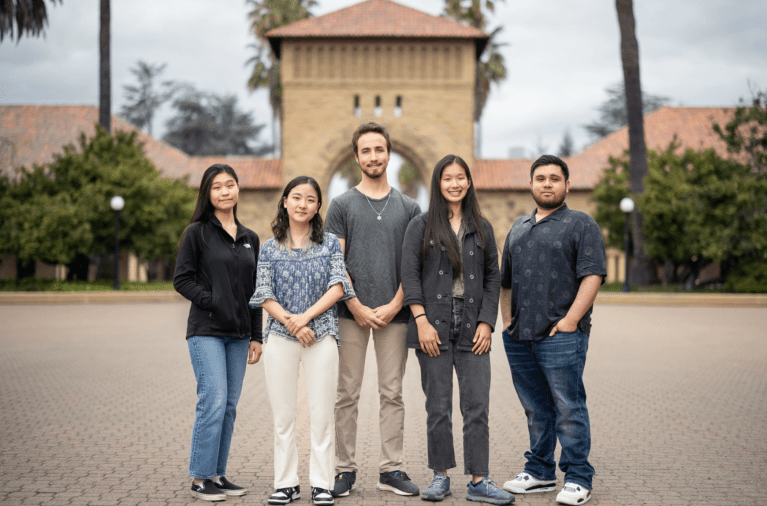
[0, 303, 765, 505]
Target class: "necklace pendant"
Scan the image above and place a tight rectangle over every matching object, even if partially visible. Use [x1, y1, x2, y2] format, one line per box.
[377, 216, 382, 220]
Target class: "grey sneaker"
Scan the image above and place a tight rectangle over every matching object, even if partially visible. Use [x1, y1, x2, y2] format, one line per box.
[467, 477, 515, 505]
[332, 471, 356, 497]
[377, 470, 420, 496]
[422, 472, 451, 501]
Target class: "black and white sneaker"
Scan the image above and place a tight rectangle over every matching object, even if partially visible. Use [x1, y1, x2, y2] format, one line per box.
[213, 476, 247, 496]
[377, 470, 420, 496]
[311, 487, 334, 505]
[502, 472, 556, 494]
[191, 480, 227, 501]
[268, 486, 301, 505]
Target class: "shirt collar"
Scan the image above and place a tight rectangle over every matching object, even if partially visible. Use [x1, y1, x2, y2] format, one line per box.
[527, 203, 569, 225]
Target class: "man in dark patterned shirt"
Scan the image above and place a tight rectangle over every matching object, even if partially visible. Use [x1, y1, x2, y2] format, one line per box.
[499, 155, 606, 506]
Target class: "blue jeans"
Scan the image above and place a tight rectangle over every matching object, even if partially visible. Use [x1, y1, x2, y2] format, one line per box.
[187, 336, 249, 479]
[501, 329, 594, 490]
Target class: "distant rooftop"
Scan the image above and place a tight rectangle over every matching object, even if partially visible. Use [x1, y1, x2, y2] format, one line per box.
[0, 105, 282, 190]
[266, 0, 488, 58]
[472, 106, 738, 191]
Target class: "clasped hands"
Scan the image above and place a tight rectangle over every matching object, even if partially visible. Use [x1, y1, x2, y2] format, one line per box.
[285, 312, 316, 347]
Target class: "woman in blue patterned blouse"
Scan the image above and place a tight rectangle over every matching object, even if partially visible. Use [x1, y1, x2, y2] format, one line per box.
[250, 176, 354, 506]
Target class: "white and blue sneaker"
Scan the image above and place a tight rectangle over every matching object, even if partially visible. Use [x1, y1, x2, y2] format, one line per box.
[502, 472, 556, 494]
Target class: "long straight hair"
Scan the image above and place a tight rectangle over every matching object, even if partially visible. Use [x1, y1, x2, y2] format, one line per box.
[178, 164, 239, 249]
[422, 155, 487, 275]
[271, 175, 324, 248]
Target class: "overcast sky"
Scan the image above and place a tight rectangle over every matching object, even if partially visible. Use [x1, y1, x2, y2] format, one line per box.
[2, 0, 766, 159]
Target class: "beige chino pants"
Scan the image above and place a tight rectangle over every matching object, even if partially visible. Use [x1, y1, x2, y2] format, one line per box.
[334, 318, 408, 474]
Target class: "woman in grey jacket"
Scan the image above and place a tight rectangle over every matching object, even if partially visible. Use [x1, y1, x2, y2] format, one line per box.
[401, 155, 511, 505]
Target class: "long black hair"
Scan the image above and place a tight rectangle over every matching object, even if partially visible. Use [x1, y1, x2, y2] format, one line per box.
[271, 176, 324, 247]
[178, 164, 239, 249]
[422, 154, 487, 276]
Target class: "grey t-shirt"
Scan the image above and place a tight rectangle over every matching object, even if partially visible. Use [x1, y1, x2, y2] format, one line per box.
[325, 187, 421, 323]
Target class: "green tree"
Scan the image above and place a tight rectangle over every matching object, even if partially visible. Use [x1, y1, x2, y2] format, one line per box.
[591, 155, 631, 249]
[2, 127, 195, 279]
[592, 141, 767, 289]
[584, 82, 670, 140]
[713, 85, 767, 174]
[557, 129, 575, 157]
[246, 0, 316, 126]
[119, 60, 176, 136]
[443, 0, 507, 122]
[0, 0, 61, 42]
[163, 85, 271, 156]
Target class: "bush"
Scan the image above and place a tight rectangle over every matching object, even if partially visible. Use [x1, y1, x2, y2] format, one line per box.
[724, 260, 767, 293]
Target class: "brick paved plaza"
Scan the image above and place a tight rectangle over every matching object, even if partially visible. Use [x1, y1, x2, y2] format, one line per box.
[1, 301, 765, 505]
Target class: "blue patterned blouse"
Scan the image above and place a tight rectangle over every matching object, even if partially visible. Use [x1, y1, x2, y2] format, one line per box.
[249, 232, 355, 345]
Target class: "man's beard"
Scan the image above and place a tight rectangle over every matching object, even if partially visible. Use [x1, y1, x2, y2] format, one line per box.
[361, 164, 386, 179]
[532, 192, 566, 210]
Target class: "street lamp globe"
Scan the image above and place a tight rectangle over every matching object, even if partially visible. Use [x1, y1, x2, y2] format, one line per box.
[619, 197, 635, 213]
[110, 195, 125, 212]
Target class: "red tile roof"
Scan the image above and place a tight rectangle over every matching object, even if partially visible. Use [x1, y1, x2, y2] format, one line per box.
[266, 0, 488, 57]
[0, 105, 282, 190]
[473, 107, 738, 190]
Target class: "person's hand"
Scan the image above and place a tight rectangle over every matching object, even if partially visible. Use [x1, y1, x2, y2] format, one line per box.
[349, 300, 385, 329]
[418, 320, 441, 357]
[295, 327, 316, 347]
[285, 313, 310, 335]
[247, 341, 263, 364]
[549, 317, 578, 336]
[472, 322, 492, 355]
[372, 300, 402, 326]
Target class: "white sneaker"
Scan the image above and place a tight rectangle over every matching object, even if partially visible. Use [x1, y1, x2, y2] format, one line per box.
[556, 482, 591, 505]
[502, 472, 556, 494]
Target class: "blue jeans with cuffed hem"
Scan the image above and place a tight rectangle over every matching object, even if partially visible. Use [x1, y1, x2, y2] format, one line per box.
[188, 335, 249, 479]
[502, 329, 594, 490]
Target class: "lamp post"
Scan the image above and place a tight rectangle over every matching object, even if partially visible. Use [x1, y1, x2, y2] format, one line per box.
[110, 196, 125, 290]
[619, 197, 635, 292]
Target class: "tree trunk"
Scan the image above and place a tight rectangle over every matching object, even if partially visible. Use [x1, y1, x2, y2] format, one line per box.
[99, 0, 110, 133]
[616, 0, 655, 286]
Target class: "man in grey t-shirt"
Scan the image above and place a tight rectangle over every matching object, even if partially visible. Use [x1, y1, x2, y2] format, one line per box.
[325, 123, 421, 498]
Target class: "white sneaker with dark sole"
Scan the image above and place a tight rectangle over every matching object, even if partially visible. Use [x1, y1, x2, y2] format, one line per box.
[556, 483, 591, 505]
[502, 473, 556, 494]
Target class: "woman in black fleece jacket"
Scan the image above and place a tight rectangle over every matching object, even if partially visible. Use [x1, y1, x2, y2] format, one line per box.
[174, 164, 262, 502]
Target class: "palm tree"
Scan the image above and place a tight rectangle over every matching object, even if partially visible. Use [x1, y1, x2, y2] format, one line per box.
[99, 0, 110, 133]
[616, 0, 654, 286]
[0, 0, 62, 42]
[443, 0, 507, 123]
[246, 0, 316, 153]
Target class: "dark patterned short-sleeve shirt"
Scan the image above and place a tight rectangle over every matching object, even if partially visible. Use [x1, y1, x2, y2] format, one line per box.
[500, 204, 606, 341]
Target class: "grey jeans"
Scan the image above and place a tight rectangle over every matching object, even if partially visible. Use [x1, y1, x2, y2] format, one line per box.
[416, 298, 491, 475]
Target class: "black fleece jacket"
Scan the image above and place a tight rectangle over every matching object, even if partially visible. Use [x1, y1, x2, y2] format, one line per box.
[173, 216, 262, 342]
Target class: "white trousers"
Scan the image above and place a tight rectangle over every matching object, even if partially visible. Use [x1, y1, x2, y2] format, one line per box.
[263, 334, 338, 490]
